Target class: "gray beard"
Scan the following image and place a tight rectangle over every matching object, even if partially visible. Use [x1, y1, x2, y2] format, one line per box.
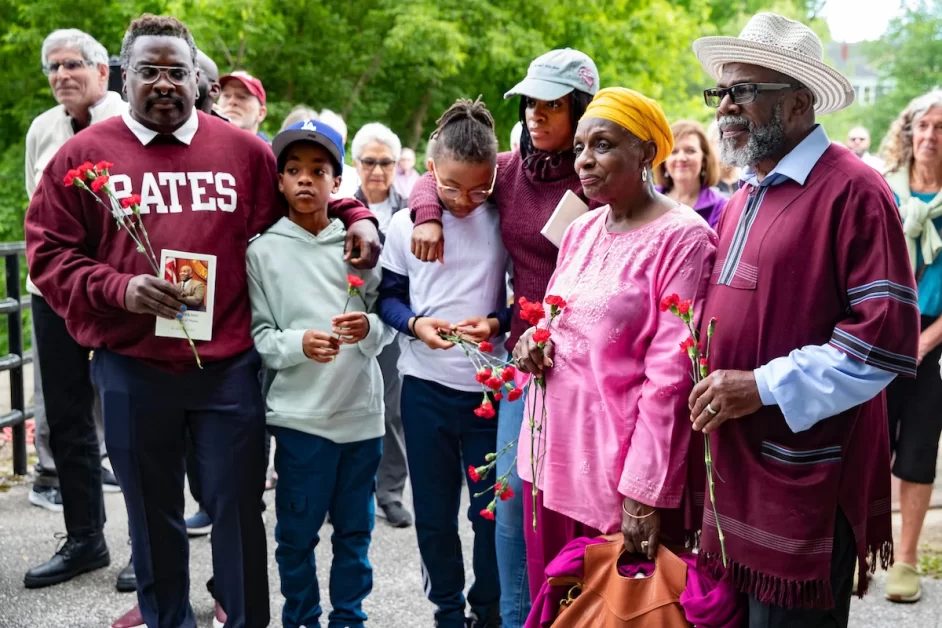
[718, 103, 785, 168]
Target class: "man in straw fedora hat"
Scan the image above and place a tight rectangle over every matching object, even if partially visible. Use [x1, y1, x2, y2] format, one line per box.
[686, 12, 919, 625]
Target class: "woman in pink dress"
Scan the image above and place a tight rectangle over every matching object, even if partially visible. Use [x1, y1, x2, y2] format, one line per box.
[512, 87, 717, 596]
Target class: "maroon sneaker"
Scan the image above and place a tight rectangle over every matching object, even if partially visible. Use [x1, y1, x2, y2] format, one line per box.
[111, 604, 145, 628]
[212, 600, 228, 628]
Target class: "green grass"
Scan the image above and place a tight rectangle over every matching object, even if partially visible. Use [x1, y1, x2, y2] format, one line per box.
[919, 550, 942, 579]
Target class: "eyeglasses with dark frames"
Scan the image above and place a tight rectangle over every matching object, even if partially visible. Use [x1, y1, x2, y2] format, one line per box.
[42, 59, 93, 75]
[131, 65, 192, 85]
[703, 83, 798, 108]
[358, 157, 397, 170]
[431, 162, 497, 205]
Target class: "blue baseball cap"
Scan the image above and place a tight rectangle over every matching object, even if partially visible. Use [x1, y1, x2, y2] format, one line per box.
[273, 119, 345, 175]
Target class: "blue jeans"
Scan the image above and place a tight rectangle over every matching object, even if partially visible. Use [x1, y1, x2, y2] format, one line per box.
[271, 426, 382, 628]
[495, 393, 530, 627]
[401, 376, 500, 628]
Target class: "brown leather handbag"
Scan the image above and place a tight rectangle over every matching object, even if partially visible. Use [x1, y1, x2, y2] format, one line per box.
[550, 535, 689, 627]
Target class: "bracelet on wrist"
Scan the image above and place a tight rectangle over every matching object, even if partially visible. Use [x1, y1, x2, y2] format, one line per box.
[622, 502, 656, 519]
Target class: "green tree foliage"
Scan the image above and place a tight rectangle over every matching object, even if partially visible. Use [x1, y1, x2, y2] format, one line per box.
[862, 2, 942, 150]
[1, 0, 813, 246]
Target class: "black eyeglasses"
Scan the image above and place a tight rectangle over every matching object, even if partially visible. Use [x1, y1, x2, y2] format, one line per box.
[703, 83, 797, 108]
[42, 59, 92, 75]
[431, 161, 497, 204]
[131, 65, 192, 85]
[358, 157, 396, 170]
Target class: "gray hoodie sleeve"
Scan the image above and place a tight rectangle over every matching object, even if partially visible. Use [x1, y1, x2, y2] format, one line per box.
[247, 251, 310, 370]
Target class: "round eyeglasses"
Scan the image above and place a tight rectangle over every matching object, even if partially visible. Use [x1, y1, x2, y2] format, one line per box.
[131, 65, 192, 85]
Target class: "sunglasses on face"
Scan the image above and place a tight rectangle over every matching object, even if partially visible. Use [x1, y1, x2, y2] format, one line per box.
[703, 83, 797, 108]
[431, 162, 497, 205]
[42, 59, 92, 75]
[358, 158, 396, 170]
[130, 65, 192, 85]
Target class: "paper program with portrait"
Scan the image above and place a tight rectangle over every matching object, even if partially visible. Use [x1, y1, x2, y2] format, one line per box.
[155, 249, 217, 342]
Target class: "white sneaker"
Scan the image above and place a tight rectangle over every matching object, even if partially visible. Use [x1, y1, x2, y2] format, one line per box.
[28, 486, 63, 512]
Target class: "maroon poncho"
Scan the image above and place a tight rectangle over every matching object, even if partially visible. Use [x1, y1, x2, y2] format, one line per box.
[699, 143, 919, 608]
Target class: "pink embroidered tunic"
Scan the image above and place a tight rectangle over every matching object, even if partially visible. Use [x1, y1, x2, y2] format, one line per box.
[517, 204, 716, 533]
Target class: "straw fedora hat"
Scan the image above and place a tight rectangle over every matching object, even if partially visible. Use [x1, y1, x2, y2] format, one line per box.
[692, 12, 854, 114]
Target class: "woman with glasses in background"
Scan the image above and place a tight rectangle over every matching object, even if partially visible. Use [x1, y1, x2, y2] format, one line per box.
[350, 123, 415, 529]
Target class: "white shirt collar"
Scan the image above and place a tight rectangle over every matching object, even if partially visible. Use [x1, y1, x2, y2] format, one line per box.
[121, 108, 199, 146]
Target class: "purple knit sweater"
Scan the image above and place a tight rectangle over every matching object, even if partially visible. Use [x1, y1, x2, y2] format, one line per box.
[412, 149, 592, 350]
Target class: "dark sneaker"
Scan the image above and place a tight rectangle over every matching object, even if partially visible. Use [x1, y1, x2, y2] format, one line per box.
[28, 485, 63, 513]
[24, 533, 110, 588]
[185, 509, 212, 537]
[466, 607, 502, 628]
[379, 502, 413, 528]
[115, 557, 136, 592]
[102, 466, 122, 493]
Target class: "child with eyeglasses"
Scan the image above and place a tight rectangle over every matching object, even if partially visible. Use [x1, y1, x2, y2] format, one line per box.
[378, 98, 509, 628]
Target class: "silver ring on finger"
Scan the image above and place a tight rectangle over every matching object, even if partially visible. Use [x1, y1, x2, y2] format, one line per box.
[706, 402, 719, 416]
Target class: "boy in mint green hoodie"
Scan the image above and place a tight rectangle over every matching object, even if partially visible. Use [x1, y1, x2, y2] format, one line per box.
[246, 119, 390, 628]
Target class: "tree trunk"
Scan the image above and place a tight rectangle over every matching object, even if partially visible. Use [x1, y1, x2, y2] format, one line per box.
[342, 50, 386, 119]
[408, 89, 434, 149]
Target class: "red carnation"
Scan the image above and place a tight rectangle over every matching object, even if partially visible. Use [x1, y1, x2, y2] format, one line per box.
[347, 274, 365, 289]
[677, 299, 692, 315]
[518, 296, 545, 325]
[63, 169, 81, 186]
[474, 368, 492, 384]
[507, 387, 523, 402]
[679, 337, 695, 353]
[659, 293, 680, 312]
[467, 464, 481, 482]
[501, 366, 515, 381]
[499, 485, 515, 501]
[474, 401, 496, 419]
[120, 194, 142, 208]
[484, 376, 503, 391]
[480, 506, 496, 521]
[90, 175, 109, 192]
[699, 357, 708, 367]
[493, 391, 503, 401]
[94, 160, 114, 173]
[478, 340, 494, 353]
[532, 328, 551, 345]
[545, 294, 567, 309]
[77, 161, 95, 179]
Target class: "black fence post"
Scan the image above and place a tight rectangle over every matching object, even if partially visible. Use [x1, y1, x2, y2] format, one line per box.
[6, 253, 25, 475]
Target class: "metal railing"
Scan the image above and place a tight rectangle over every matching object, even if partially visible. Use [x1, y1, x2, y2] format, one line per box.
[0, 242, 33, 475]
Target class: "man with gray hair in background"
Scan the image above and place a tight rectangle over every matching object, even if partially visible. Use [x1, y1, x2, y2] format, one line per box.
[23, 27, 131, 592]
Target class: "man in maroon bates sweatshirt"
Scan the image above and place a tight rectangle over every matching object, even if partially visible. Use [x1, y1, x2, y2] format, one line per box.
[25, 14, 380, 628]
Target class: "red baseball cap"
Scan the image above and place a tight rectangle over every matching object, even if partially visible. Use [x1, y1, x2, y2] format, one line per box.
[219, 71, 266, 106]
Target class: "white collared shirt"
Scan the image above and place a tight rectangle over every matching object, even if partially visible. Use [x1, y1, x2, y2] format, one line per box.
[121, 108, 199, 146]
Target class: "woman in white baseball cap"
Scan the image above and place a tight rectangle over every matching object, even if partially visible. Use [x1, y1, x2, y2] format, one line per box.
[406, 48, 599, 628]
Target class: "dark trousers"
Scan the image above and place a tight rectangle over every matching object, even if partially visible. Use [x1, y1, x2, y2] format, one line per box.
[375, 341, 408, 508]
[748, 508, 856, 627]
[31, 294, 104, 537]
[272, 426, 382, 628]
[401, 376, 500, 628]
[92, 348, 268, 628]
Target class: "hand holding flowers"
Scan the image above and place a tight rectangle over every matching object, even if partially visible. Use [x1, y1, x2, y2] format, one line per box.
[660, 293, 727, 566]
[331, 312, 370, 344]
[64, 160, 202, 368]
[303, 330, 341, 363]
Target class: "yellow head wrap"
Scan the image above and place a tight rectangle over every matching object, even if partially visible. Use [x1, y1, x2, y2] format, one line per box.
[581, 87, 674, 167]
